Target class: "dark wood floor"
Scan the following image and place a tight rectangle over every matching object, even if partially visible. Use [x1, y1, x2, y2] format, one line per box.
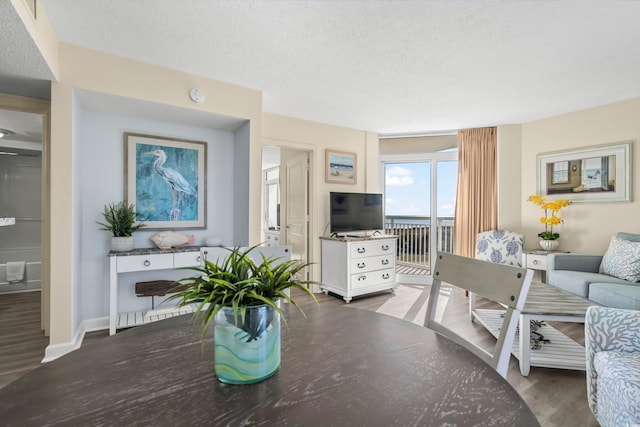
[1, 287, 598, 426]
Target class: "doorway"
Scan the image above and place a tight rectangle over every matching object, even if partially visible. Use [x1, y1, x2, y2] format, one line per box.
[261, 146, 312, 281]
[381, 150, 458, 283]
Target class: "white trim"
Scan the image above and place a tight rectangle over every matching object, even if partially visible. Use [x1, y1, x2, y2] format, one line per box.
[42, 316, 109, 363]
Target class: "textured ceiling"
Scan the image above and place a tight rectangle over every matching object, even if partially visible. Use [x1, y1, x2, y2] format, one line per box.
[8, 1, 640, 136]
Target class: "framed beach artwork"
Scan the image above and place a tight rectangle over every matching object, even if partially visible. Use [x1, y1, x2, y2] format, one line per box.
[325, 149, 357, 184]
[125, 132, 207, 229]
[537, 141, 632, 203]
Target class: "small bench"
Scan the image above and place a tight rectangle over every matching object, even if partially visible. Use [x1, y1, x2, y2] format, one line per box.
[135, 280, 185, 309]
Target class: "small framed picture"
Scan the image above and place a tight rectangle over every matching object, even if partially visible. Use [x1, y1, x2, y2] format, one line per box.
[125, 132, 207, 229]
[325, 149, 357, 184]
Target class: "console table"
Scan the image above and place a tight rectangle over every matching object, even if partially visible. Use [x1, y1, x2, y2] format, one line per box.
[108, 246, 201, 335]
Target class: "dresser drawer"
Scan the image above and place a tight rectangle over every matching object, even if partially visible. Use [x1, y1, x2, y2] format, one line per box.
[174, 251, 202, 268]
[349, 240, 395, 259]
[350, 254, 394, 274]
[351, 268, 395, 290]
[116, 254, 174, 273]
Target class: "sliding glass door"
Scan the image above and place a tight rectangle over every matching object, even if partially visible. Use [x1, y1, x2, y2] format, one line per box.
[381, 151, 457, 281]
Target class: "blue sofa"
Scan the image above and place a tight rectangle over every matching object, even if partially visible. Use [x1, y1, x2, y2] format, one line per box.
[547, 232, 640, 310]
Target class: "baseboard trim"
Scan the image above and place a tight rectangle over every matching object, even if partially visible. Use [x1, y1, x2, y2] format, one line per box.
[42, 316, 109, 363]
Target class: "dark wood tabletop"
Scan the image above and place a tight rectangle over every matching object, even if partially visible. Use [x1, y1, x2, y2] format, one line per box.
[0, 301, 539, 426]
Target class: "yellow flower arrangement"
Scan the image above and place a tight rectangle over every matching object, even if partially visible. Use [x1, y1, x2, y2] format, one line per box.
[527, 194, 572, 240]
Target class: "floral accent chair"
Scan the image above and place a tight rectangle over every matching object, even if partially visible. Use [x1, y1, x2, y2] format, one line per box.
[585, 306, 640, 426]
[475, 230, 524, 267]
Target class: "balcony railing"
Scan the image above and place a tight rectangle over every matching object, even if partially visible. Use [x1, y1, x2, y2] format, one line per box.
[384, 215, 454, 271]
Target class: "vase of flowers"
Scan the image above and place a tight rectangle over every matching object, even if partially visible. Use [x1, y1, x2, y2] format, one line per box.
[527, 194, 572, 250]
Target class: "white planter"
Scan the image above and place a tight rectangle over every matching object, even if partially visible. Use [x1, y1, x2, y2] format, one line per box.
[111, 236, 134, 252]
[539, 239, 560, 251]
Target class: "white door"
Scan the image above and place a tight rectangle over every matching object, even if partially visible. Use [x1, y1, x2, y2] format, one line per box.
[285, 152, 309, 278]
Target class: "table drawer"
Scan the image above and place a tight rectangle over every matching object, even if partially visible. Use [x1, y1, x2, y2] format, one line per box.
[349, 240, 395, 259]
[351, 269, 395, 290]
[526, 254, 547, 271]
[350, 254, 394, 274]
[174, 251, 202, 268]
[116, 254, 174, 273]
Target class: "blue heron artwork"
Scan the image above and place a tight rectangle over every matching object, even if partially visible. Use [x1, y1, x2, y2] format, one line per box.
[135, 143, 199, 222]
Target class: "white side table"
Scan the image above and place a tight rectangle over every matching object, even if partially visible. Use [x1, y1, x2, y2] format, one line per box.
[523, 250, 568, 283]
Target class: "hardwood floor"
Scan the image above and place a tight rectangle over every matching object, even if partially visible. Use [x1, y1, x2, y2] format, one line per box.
[1, 286, 598, 426]
[0, 291, 48, 388]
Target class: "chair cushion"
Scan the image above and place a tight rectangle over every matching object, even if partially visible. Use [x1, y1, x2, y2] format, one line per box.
[599, 236, 640, 282]
[475, 230, 523, 267]
[594, 351, 640, 425]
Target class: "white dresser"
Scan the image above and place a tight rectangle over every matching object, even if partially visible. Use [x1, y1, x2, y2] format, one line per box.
[320, 236, 398, 303]
[264, 229, 280, 247]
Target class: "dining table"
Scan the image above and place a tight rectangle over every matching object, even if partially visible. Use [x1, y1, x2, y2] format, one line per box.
[0, 300, 540, 426]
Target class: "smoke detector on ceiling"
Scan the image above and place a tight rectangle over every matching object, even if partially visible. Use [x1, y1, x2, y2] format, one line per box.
[189, 88, 205, 104]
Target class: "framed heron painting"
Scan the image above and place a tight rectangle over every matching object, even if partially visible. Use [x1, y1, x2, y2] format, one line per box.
[125, 132, 207, 229]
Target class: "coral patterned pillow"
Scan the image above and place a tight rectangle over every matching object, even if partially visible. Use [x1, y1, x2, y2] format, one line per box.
[599, 236, 640, 282]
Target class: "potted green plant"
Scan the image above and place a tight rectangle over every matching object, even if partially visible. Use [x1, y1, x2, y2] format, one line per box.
[168, 245, 317, 384]
[97, 201, 146, 252]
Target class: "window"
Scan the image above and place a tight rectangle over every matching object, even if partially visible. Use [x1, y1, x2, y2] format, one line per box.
[551, 161, 569, 184]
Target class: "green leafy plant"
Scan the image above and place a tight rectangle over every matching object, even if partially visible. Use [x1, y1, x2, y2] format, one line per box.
[168, 245, 318, 340]
[97, 201, 146, 237]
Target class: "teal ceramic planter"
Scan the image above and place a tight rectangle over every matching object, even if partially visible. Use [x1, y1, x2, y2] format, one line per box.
[213, 305, 281, 384]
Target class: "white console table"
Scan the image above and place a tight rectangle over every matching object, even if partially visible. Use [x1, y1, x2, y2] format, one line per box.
[320, 235, 398, 303]
[108, 247, 201, 335]
[108, 245, 293, 335]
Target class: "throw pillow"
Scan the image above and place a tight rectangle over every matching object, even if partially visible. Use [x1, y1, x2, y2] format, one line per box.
[599, 236, 640, 282]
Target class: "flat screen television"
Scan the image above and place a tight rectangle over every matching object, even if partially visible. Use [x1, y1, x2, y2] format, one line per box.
[330, 192, 384, 235]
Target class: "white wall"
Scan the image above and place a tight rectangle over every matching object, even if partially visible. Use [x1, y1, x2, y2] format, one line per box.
[78, 108, 236, 318]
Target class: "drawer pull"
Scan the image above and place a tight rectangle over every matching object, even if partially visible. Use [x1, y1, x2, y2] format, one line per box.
[357, 262, 366, 269]
[382, 273, 390, 280]
[143, 260, 151, 267]
[381, 244, 389, 251]
[381, 259, 389, 265]
[196, 256, 201, 263]
[357, 275, 367, 281]
[533, 260, 540, 265]
[357, 247, 366, 254]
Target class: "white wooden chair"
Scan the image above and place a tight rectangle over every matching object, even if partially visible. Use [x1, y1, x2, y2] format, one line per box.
[425, 252, 533, 378]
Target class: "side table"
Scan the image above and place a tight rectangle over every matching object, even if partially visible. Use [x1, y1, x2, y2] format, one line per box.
[523, 250, 569, 283]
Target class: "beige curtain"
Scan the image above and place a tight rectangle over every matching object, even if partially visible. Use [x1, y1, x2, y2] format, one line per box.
[453, 127, 497, 258]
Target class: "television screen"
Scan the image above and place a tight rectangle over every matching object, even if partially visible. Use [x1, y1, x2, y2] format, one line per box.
[330, 192, 384, 234]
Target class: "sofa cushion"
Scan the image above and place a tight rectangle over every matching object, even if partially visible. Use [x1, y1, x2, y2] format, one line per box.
[549, 270, 628, 298]
[594, 351, 640, 425]
[589, 282, 640, 310]
[599, 236, 640, 282]
[617, 231, 640, 242]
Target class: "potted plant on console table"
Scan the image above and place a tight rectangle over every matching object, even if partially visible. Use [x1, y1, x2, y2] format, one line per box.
[97, 201, 146, 252]
[168, 245, 318, 385]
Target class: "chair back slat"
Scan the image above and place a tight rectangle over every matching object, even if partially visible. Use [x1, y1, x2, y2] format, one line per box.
[425, 252, 533, 378]
[433, 252, 530, 309]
